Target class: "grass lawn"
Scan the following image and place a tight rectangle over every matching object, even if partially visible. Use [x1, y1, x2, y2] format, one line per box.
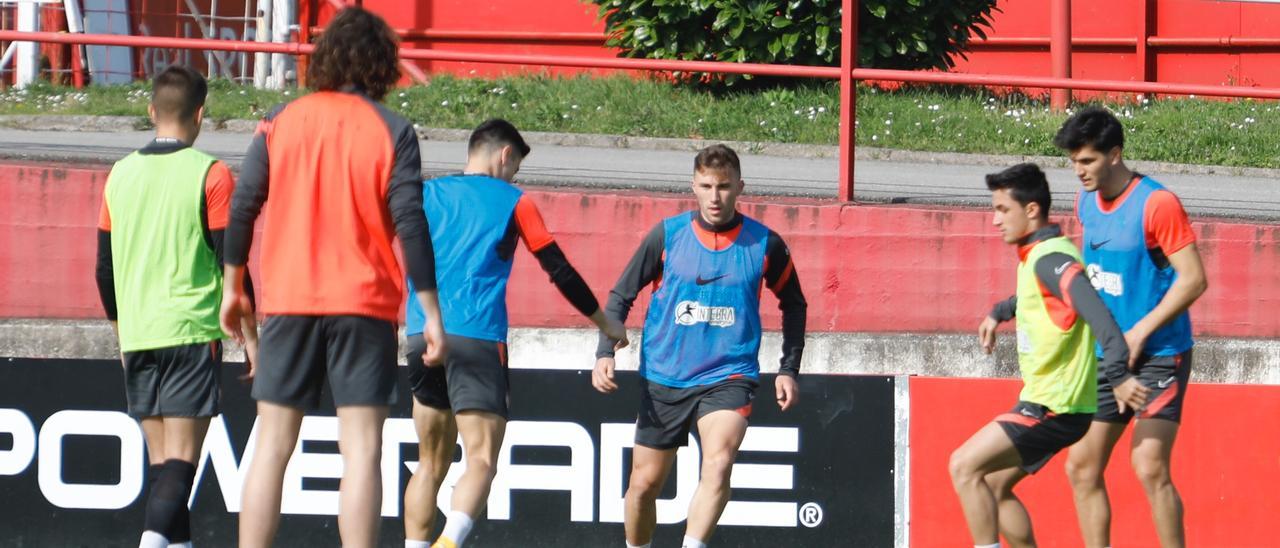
[1, 75, 1276, 168]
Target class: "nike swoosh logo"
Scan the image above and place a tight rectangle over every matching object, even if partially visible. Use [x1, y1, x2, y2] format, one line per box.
[695, 274, 728, 285]
[1054, 262, 1071, 275]
[1157, 377, 1175, 389]
[1089, 239, 1111, 250]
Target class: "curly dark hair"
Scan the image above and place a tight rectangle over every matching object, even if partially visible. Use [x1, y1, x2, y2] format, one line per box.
[308, 7, 401, 101]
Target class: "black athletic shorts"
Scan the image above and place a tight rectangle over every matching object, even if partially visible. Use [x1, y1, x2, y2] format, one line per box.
[122, 340, 222, 418]
[252, 315, 399, 409]
[995, 401, 1093, 474]
[406, 333, 510, 419]
[635, 377, 757, 450]
[1096, 350, 1192, 424]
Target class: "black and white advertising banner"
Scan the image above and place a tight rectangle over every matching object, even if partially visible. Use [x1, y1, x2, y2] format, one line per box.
[0, 359, 895, 546]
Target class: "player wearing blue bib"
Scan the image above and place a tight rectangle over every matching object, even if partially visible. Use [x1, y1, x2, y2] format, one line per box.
[593, 145, 807, 548]
[401, 120, 625, 548]
[1056, 107, 1208, 548]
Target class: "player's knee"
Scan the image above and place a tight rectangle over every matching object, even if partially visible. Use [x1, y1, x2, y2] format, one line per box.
[414, 456, 451, 484]
[254, 439, 298, 468]
[948, 449, 976, 484]
[1130, 454, 1171, 488]
[464, 452, 499, 481]
[626, 470, 666, 500]
[1065, 455, 1103, 487]
[986, 475, 1015, 498]
[699, 452, 735, 488]
[339, 443, 382, 473]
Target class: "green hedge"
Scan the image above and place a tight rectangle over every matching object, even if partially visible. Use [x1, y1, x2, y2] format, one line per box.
[589, 0, 998, 85]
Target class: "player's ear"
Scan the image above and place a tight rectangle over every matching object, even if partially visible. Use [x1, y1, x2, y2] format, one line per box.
[1106, 145, 1123, 166]
[1025, 201, 1041, 221]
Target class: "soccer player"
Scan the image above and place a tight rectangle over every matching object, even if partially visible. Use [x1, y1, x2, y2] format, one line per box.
[592, 144, 807, 548]
[1057, 107, 1208, 548]
[953, 163, 1129, 548]
[95, 65, 259, 548]
[401, 119, 627, 548]
[219, 8, 447, 547]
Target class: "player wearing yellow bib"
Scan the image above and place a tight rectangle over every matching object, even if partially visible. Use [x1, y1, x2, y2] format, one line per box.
[95, 65, 258, 548]
[950, 163, 1129, 548]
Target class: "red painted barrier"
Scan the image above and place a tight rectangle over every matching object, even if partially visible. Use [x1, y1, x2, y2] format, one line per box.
[2, 161, 1278, 338]
[908, 376, 1280, 547]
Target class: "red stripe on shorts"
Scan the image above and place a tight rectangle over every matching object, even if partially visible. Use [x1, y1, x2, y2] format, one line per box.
[995, 413, 1040, 428]
[1140, 381, 1179, 419]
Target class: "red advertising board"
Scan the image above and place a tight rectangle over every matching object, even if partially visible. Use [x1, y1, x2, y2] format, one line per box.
[909, 376, 1280, 547]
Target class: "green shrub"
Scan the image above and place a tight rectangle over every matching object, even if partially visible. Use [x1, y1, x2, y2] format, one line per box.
[589, 0, 998, 85]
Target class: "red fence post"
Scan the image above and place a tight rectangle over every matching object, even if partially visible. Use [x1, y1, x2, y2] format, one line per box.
[838, 0, 856, 202]
[1138, 0, 1156, 83]
[1050, 0, 1072, 109]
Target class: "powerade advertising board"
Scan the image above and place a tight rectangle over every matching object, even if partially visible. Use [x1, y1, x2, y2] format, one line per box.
[0, 358, 894, 546]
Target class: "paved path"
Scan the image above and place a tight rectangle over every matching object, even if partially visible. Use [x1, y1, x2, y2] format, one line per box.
[2, 127, 1276, 220]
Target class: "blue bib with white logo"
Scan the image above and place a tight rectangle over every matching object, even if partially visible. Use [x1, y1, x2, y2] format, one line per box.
[640, 212, 767, 387]
[405, 174, 522, 342]
[1078, 176, 1193, 357]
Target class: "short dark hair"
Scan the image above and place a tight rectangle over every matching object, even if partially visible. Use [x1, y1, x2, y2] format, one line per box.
[151, 65, 207, 122]
[694, 144, 740, 177]
[1053, 106, 1125, 152]
[468, 118, 531, 158]
[308, 7, 400, 101]
[986, 163, 1051, 219]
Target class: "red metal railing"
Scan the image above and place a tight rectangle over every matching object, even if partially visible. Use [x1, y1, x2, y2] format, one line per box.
[16, 28, 1280, 96]
[4, 0, 1280, 201]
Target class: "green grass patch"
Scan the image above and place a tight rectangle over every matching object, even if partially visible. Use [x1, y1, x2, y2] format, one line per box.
[2, 76, 1277, 168]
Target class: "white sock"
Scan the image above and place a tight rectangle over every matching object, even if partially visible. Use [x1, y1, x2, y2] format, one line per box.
[682, 536, 707, 548]
[138, 531, 169, 548]
[167, 543, 193, 548]
[439, 510, 475, 546]
[975, 543, 1001, 548]
[405, 541, 431, 548]
[626, 542, 651, 548]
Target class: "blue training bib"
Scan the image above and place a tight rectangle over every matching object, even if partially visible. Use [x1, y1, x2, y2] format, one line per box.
[405, 174, 522, 342]
[1077, 176, 1193, 357]
[640, 212, 769, 388]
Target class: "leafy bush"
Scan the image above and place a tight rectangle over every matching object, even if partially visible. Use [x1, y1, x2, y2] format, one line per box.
[589, 0, 998, 85]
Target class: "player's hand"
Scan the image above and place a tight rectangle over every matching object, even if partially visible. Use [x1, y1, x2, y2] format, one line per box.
[775, 374, 799, 411]
[413, 290, 448, 366]
[220, 287, 252, 345]
[978, 316, 999, 354]
[1124, 328, 1149, 370]
[1113, 377, 1151, 414]
[592, 357, 618, 394]
[239, 324, 259, 383]
[421, 325, 447, 367]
